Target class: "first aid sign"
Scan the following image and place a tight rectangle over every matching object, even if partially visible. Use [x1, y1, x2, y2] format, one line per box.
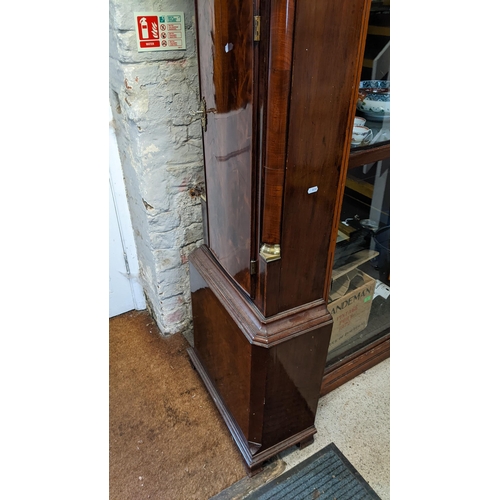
[134, 12, 186, 52]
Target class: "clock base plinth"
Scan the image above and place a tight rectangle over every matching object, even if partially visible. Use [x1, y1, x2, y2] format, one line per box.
[187, 346, 318, 475]
[188, 246, 331, 476]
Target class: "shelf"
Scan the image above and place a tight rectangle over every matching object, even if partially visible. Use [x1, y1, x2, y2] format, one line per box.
[330, 249, 380, 282]
[349, 142, 390, 169]
[367, 25, 390, 37]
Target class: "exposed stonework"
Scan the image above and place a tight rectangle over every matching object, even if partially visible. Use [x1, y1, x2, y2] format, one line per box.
[109, 0, 204, 339]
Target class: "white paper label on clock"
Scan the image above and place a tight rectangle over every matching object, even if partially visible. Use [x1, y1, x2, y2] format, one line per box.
[307, 186, 318, 194]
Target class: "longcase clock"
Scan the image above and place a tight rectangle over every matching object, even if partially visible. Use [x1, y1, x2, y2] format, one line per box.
[187, 0, 371, 475]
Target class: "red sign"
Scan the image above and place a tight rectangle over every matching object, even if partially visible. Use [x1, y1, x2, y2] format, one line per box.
[137, 16, 160, 48]
[135, 12, 186, 52]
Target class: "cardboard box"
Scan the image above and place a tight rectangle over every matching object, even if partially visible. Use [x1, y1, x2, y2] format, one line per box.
[327, 269, 375, 351]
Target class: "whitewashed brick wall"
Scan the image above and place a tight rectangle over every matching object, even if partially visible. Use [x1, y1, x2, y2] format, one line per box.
[109, 0, 204, 340]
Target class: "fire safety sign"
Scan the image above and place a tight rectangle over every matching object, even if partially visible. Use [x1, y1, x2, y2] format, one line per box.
[134, 12, 186, 52]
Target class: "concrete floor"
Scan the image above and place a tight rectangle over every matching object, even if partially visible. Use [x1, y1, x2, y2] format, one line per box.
[278, 358, 390, 499]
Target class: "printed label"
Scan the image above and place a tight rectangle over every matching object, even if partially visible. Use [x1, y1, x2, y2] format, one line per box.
[134, 12, 186, 52]
[374, 280, 390, 300]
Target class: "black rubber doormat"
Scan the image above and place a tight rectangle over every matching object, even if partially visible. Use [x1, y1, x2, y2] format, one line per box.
[245, 443, 381, 500]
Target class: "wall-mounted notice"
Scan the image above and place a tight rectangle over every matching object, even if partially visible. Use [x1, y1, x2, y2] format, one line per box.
[134, 12, 186, 52]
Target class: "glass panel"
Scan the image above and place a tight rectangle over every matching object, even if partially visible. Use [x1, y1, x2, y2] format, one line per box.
[325, 0, 390, 367]
[326, 158, 390, 365]
[351, 0, 390, 149]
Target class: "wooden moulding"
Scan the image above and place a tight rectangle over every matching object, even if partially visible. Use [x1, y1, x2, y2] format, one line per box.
[189, 245, 332, 347]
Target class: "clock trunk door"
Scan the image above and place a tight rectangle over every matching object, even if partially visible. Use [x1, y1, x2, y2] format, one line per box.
[195, 0, 256, 296]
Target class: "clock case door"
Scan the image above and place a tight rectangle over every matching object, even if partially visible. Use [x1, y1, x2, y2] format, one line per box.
[195, 0, 257, 297]
[189, 0, 371, 475]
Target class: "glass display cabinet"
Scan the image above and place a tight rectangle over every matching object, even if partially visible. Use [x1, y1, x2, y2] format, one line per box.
[321, 0, 390, 394]
[187, 0, 389, 475]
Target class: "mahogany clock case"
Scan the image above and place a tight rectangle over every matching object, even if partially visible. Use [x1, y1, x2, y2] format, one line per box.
[188, 0, 374, 474]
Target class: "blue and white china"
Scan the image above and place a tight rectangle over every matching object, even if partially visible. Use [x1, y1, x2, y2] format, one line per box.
[357, 80, 390, 121]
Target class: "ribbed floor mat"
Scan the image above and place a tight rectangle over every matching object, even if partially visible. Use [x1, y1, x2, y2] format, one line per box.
[245, 443, 380, 500]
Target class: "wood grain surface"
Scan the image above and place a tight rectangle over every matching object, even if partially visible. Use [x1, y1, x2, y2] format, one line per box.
[195, 0, 256, 295]
[277, 0, 371, 312]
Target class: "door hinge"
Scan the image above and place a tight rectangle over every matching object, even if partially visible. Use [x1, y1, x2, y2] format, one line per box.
[200, 97, 207, 132]
[254, 16, 261, 41]
[193, 97, 216, 132]
[250, 260, 258, 275]
[123, 252, 131, 275]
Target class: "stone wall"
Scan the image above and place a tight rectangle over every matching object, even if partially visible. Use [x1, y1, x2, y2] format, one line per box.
[109, 0, 204, 339]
